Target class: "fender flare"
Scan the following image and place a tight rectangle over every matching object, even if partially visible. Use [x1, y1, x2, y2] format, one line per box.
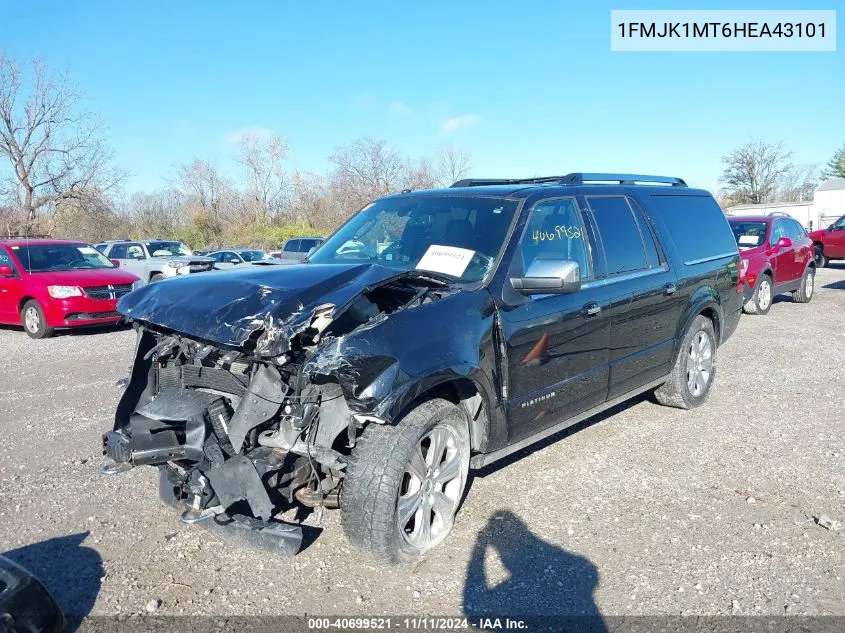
[674, 288, 724, 354]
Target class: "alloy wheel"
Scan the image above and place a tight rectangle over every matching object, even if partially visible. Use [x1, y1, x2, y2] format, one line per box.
[805, 272, 814, 298]
[397, 425, 465, 550]
[686, 331, 713, 398]
[757, 279, 772, 311]
[24, 306, 40, 333]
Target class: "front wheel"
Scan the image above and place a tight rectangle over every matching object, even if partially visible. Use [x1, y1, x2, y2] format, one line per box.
[21, 300, 54, 339]
[814, 245, 829, 268]
[341, 398, 470, 562]
[150, 273, 165, 282]
[743, 274, 772, 315]
[654, 315, 717, 410]
[792, 267, 815, 304]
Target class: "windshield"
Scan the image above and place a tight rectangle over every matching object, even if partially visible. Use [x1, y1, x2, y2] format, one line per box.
[309, 195, 518, 282]
[239, 249, 267, 262]
[729, 221, 768, 249]
[12, 243, 116, 273]
[145, 241, 192, 257]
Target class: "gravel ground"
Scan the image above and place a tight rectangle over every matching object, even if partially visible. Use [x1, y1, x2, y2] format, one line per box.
[1, 266, 844, 620]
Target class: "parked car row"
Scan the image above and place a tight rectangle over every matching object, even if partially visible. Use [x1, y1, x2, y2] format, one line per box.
[0, 235, 330, 338]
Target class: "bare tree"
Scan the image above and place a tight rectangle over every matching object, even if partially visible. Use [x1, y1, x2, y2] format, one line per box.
[233, 131, 289, 224]
[719, 139, 793, 205]
[436, 145, 473, 187]
[175, 158, 230, 244]
[328, 138, 406, 213]
[777, 163, 819, 203]
[0, 53, 124, 230]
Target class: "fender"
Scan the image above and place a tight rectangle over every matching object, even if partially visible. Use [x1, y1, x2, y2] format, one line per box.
[674, 285, 724, 354]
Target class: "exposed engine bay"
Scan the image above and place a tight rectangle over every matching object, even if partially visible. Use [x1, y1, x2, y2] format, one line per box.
[101, 268, 451, 553]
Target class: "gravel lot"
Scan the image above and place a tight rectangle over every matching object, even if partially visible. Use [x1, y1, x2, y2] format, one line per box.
[1, 266, 844, 620]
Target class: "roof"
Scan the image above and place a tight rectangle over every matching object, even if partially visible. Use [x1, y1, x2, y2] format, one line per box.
[727, 201, 812, 211]
[0, 238, 87, 247]
[727, 215, 778, 222]
[395, 182, 710, 200]
[816, 178, 845, 192]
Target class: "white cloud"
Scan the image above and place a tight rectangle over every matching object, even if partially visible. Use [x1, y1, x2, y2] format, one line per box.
[224, 126, 275, 145]
[441, 114, 480, 133]
[388, 101, 416, 118]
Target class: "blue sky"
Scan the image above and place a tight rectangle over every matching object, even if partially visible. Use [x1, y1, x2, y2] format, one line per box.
[1, 1, 842, 194]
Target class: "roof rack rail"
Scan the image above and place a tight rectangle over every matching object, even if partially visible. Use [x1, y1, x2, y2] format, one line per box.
[450, 172, 687, 188]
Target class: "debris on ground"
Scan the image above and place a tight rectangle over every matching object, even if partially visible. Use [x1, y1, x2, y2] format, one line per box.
[814, 515, 841, 531]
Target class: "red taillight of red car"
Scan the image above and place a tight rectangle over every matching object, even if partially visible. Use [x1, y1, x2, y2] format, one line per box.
[738, 258, 749, 292]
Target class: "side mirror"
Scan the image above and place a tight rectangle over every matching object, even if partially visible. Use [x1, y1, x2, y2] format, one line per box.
[510, 258, 581, 295]
[0, 264, 14, 277]
[110, 259, 121, 268]
[775, 237, 792, 251]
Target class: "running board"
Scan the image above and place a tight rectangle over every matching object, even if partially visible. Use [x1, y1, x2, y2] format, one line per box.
[470, 376, 669, 469]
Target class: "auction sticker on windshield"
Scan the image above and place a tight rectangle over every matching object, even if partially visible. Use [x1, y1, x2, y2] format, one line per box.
[416, 244, 475, 277]
[77, 246, 99, 254]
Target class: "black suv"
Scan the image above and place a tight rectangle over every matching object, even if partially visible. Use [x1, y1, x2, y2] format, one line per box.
[101, 173, 743, 561]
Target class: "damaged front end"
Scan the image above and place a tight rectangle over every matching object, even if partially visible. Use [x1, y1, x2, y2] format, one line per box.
[101, 264, 452, 554]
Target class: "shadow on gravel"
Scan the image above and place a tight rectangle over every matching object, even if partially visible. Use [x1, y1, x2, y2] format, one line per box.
[822, 278, 845, 291]
[463, 511, 606, 631]
[3, 531, 102, 631]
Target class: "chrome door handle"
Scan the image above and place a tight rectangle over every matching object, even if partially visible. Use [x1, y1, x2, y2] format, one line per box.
[584, 302, 602, 316]
[663, 283, 677, 295]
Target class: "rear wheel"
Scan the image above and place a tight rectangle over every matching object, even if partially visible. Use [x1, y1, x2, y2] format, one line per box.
[654, 315, 716, 410]
[341, 398, 470, 563]
[743, 274, 772, 315]
[21, 300, 54, 339]
[814, 245, 829, 268]
[792, 267, 815, 304]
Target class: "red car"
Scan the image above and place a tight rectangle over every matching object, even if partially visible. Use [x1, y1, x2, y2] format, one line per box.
[728, 215, 816, 315]
[0, 238, 141, 338]
[808, 213, 845, 267]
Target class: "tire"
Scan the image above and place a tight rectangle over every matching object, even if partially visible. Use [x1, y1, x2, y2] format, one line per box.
[743, 273, 773, 315]
[654, 315, 717, 410]
[341, 398, 470, 563]
[150, 273, 165, 282]
[21, 300, 55, 339]
[814, 245, 829, 268]
[792, 267, 815, 304]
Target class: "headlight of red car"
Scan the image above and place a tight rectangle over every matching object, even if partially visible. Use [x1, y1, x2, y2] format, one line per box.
[47, 285, 83, 298]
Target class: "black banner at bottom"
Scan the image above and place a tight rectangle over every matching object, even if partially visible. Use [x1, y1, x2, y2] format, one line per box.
[63, 615, 845, 633]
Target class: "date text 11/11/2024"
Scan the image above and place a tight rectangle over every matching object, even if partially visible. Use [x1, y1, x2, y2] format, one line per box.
[306, 616, 530, 630]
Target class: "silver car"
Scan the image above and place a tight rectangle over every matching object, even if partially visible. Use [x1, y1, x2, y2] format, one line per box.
[207, 249, 285, 269]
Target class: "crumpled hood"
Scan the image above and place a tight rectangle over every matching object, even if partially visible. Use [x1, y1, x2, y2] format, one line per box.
[117, 263, 406, 352]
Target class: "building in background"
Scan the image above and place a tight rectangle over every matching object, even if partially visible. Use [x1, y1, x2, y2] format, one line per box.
[726, 178, 845, 231]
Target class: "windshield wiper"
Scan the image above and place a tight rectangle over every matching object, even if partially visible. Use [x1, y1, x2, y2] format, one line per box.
[403, 269, 456, 286]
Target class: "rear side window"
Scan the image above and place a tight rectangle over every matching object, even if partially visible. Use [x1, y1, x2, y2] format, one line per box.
[586, 196, 661, 276]
[646, 195, 737, 264]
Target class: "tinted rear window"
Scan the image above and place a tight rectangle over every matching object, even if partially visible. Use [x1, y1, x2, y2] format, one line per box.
[647, 195, 737, 264]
